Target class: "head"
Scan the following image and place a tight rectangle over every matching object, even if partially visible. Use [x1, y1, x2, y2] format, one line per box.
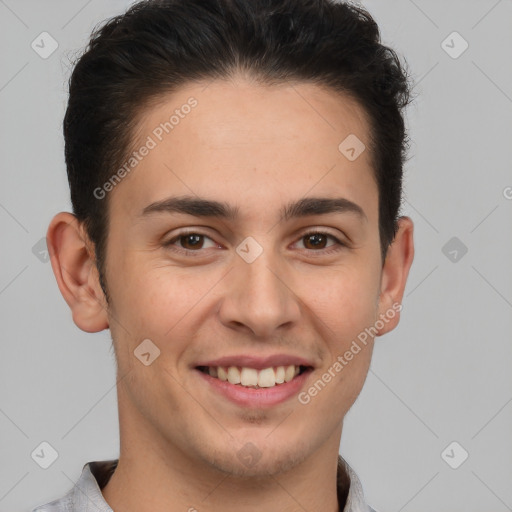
[48, 0, 414, 477]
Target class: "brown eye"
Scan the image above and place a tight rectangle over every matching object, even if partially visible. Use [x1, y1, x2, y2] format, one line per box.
[303, 233, 329, 250]
[164, 232, 218, 253]
[179, 234, 205, 250]
[299, 232, 342, 251]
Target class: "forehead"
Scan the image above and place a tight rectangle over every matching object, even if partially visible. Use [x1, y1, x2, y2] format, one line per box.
[112, 76, 378, 223]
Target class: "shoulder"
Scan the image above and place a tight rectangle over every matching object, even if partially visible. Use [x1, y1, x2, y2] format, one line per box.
[31, 493, 73, 512]
[30, 459, 117, 512]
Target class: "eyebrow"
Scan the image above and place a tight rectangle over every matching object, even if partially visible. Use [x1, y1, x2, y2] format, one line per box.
[140, 195, 367, 222]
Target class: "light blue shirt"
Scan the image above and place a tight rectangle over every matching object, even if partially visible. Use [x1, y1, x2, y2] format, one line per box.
[32, 456, 377, 512]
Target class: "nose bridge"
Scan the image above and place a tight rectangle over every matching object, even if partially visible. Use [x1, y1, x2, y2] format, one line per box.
[218, 243, 300, 336]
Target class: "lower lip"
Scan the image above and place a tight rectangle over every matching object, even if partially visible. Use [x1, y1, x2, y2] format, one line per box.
[195, 369, 313, 408]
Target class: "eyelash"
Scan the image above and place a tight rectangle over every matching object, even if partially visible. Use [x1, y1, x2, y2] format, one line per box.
[163, 229, 346, 257]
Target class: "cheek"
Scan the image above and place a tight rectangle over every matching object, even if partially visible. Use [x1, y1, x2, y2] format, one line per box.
[302, 265, 380, 336]
[298, 270, 377, 415]
[106, 254, 168, 344]
[109, 257, 215, 347]
[297, 263, 379, 410]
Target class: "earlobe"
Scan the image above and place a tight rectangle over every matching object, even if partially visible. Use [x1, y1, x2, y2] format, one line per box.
[46, 212, 109, 333]
[376, 216, 414, 336]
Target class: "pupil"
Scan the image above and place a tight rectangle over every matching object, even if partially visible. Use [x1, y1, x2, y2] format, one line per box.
[307, 233, 326, 249]
[183, 234, 202, 249]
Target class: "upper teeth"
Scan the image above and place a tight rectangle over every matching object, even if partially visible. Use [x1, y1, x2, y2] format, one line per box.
[207, 365, 301, 388]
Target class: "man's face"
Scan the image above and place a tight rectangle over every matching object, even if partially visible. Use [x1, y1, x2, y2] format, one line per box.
[104, 77, 387, 476]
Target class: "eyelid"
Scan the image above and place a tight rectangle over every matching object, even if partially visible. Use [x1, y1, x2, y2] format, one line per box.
[291, 229, 347, 254]
[163, 229, 221, 253]
[294, 226, 347, 242]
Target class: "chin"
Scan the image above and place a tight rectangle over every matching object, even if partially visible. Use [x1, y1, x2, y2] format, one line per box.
[201, 436, 312, 478]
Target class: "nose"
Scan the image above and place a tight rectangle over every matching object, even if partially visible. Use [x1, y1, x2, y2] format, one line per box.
[217, 250, 301, 339]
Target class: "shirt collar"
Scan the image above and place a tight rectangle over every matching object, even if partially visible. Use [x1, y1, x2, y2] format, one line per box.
[33, 456, 374, 512]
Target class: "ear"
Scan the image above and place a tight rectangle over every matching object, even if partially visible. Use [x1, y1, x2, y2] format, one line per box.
[376, 216, 414, 336]
[46, 212, 109, 333]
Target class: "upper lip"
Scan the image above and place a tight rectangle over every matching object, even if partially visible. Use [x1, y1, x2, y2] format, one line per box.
[195, 354, 315, 370]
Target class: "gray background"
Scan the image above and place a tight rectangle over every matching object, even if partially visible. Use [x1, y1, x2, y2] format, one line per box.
[1, 0, 511, 511]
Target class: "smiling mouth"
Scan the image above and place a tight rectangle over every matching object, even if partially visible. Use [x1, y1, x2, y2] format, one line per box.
[196, 365, 312, 389]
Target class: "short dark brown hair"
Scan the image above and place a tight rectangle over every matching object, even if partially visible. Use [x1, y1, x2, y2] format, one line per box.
[63, 0, 414, 301]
